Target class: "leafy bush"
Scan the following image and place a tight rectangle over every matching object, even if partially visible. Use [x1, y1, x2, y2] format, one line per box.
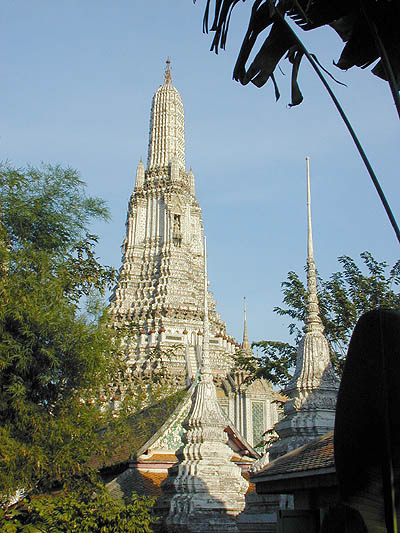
[0, 487, 156, 532]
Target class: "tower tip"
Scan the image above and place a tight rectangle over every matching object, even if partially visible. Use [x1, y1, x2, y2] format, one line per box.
[164, 57, 172, 85]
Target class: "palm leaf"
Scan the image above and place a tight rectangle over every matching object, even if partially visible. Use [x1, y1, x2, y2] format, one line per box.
[194, 0, 400, 246]
[196, 0, 400, 107]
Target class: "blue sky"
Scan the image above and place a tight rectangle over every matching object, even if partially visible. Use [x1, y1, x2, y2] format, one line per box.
[2, 1, 399, 345]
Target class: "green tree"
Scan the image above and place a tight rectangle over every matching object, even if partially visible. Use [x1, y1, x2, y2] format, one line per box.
[236, 251, 400, 389]
[0, 163, 124, 498]
[0, 485, 156, 532]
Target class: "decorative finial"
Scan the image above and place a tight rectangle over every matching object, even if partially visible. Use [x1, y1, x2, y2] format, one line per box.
[305, 157, 324, 334]
[164, 57, 172, 85]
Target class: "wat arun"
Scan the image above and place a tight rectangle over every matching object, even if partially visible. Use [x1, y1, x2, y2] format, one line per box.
[109, 60, 278, 448]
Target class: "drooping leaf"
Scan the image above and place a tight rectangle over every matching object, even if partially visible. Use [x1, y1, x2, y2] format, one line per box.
[196, 0, 400, 104]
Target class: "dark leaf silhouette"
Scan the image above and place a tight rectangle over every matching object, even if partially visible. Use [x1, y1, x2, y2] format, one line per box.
[196, 0, 400, 106]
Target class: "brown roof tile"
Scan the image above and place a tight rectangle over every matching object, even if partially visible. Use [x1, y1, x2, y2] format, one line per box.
[139, 471, 168, 496]
[107, 468, 168, 500]
[252, 431, 334, 480]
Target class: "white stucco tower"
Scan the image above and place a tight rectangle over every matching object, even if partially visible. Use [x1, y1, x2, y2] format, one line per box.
[110, 60, 278, 447]
[162, 239, 248, 532]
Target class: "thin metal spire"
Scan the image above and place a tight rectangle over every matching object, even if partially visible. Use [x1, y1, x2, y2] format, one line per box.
[306, 157, 314, 262]
[164, 57, 172, 85]
[305, 157, 324, 333]
[242, 296, 251, 354]
[202, 236, 211, 372]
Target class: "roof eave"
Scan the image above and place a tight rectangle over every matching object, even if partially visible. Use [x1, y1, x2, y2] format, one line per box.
[253, 467, 337, 494]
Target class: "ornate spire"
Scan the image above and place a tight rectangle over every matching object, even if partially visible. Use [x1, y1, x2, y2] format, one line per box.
[305, 156, 324, 334]
[268, 157, 339, 461]
[202, 236, 211, 373]
[242, 296, 251, 354]
[147, 60, 185, 171]
[135, 159, 144, 188]
[164, 57, 172, 85]
[162, 234, 248, 532]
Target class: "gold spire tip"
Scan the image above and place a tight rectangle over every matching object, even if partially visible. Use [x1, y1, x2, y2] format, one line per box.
[164, 57, 172, 85]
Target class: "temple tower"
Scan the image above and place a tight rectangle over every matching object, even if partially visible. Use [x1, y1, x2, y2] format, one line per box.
[268, 157, 339, 460]
[110, 60, 278, 447]
[147, 59, 185, 172]
[110, 59, 230, 381]
[160, 239, 248, 532]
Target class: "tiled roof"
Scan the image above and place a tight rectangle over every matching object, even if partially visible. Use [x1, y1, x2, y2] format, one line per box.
[107, 468, 168, 499]
[252, 431, 334, 480]
[92, 388, 188, 470]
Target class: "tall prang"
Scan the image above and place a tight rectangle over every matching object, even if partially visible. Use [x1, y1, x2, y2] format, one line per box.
[110, 60, 279, 448]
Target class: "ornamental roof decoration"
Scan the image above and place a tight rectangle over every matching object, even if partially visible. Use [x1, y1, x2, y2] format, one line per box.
[164, 57, 172, 85]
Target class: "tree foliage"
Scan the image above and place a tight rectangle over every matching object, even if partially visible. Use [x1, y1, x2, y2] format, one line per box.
[0, 163, 123, 498]
[0, 485, 156, 532]
[1, 164, 109, 253]
[235, 342, 297, 389]
[236, 252, 400, 389]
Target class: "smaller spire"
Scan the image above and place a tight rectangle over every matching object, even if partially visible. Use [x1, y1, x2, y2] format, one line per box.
[202, 236, 211, 373]
[267, 157, 339, 461]
[242, 296, 251, 354]
[164, 57, 172, 85]
[305, 157, 324, 334]
[188, 168, 195, 195]
[135, 160, 145, 188]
